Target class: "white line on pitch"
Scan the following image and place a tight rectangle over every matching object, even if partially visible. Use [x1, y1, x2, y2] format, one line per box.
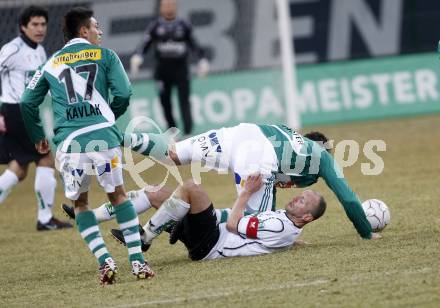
[112, 278, 330, 308]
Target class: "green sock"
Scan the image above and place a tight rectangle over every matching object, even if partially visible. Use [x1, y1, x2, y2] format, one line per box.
[125, 133, 169, 160]
[76, 210, 111, 265]
[217, 209, 254, 224]
[114, 200, 145, 264]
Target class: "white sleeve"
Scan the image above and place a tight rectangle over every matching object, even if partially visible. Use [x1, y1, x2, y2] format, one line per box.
[237, 213, 300, 248]
[41, 48, 47, 63]
[0, 43, 19, 73]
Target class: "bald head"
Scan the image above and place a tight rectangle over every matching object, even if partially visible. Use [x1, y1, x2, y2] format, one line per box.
[285, 190, 326, 226]
[309, 192, 326, 220]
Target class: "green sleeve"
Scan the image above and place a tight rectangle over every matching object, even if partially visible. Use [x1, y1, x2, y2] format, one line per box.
[107, 49, 132, 119]
[20, 69, 49, 144]
[319, 151, 372, 239]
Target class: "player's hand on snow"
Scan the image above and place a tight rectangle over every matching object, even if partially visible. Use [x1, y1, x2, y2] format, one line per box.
[130, 54, 143, 79]
[35, 139, 50, 154]
[244, 173, 263, 194]
[0, 114, 6, 133]
[197, 58, 210, 78]
[370, 232, 382, 240]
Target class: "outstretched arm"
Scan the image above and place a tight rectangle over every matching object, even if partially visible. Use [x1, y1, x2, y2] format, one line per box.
[130, 20, 157, 78]
[226, 173, 263, 234]
[135, 20, 156, 56]
[185, 20, 205, 59]
[184, 21, 210, 77]
[319, 151, 374, 239]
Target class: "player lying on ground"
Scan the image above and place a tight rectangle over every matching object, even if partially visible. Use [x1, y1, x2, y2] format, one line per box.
[168, 124, 376, 239]
[111, 173, 326, 260]
[20, 7, 153, 284]
[63, 123, 379, 240]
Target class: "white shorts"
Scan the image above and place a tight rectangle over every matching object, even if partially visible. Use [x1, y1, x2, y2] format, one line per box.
[175, 128, 231, 172]
[56, 147, 124, 201]
[175, 123, 278, 212]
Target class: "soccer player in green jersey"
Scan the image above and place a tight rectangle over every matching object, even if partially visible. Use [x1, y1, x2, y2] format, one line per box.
[20, 7, 154, 284]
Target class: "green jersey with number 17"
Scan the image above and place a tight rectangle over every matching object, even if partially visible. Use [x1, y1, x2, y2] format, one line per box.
[20, 38, 131, 153]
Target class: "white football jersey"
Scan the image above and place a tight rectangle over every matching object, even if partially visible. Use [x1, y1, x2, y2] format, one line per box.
[175, 123, 278, 213]
[0, 36, 46, 103]
[204, 210, 302, 260]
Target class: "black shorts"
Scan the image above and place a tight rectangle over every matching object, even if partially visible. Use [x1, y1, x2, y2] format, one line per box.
[0, 103, 45, 165]
[182, 203, 220, 261]
[0, 134, 11, 164]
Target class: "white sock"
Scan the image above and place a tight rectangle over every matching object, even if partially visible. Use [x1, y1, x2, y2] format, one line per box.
[129, 189, 152, 215]
[0, 169, 19, 203]
[143, 195, 190, 244]
[93, 201, 114, 222]
[93, 189, 152, 222]
[35, 167, 56, 224]
[174, 138, 194, 164]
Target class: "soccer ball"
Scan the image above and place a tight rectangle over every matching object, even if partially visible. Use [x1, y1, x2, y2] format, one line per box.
[361, 199, 390, 232]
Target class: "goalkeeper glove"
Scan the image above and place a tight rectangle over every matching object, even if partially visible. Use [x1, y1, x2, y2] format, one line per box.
[197, 58, 210, 78]
[130, 54, 144, 79]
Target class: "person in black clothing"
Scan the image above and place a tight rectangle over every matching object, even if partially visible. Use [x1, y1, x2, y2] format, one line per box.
[130, 0, 209, 135]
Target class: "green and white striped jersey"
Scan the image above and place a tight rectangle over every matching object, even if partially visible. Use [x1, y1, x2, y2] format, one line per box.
[258, 124, 372, 239]
[20, 38, 132, 153]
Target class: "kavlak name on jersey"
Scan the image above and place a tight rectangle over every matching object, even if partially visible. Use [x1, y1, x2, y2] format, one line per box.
[66, 104, 102, 120]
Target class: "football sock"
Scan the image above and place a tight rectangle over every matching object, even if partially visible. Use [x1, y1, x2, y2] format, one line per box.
[114, 200, 145, 263]
[215, 208, 254, 224]
[76, 210, 111, 266]
[0, 169, 18, 203]
[35, 167, 56, 224]
[93, 189, 151, 222]
[92, 201, 114, 222]
[143, 195, 190, 244]
[125, 133, 170, 161]
[174, 137, 193, 164]
[216, 208, 231, 224]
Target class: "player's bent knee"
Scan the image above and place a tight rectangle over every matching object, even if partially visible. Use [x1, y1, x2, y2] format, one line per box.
[182, 179, 199, 191]
[146, 187, 172, 209]
[8, 160, 28, 180]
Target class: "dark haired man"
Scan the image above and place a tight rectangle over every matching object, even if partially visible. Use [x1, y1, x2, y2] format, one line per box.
[0, 6, 72, 230]
[20, 7, 153, 284]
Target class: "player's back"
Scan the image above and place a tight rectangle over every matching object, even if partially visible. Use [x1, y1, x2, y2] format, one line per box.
[257, 124, 330, 187]
[24, 38, 131, 153]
